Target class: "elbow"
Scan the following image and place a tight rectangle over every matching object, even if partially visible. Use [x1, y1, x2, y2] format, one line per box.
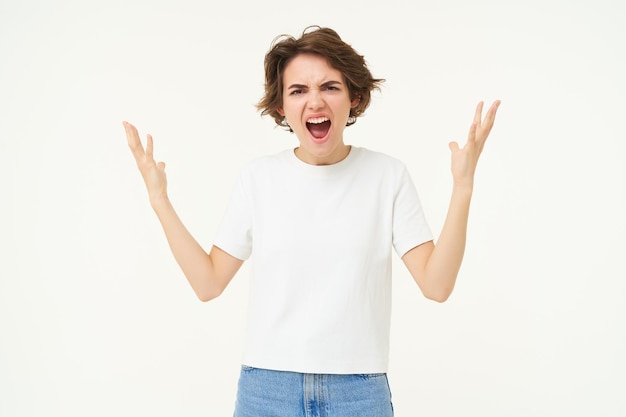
[419, 271, 456, 303]
[197, 293, 214, 303]
[426, 291, 451, 303]
[423, 285, 454, 303]
[195, 287, 223, 303]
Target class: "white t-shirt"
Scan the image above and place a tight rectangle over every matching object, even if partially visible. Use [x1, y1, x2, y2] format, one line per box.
[214, 146, 432, 374]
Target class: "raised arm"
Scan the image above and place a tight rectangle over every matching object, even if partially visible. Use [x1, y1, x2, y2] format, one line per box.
[123, 122, 243, 301]
[402, 100, 501, 302]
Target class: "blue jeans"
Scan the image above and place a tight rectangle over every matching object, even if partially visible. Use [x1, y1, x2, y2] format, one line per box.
[233, 366, 394, 417]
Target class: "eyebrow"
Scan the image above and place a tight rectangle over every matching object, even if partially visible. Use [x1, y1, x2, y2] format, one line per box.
[286, 80, 343, 90]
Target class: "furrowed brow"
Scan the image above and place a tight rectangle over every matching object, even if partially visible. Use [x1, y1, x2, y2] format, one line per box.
[286, 80, 343, 90]
[321, 80, 343, 87]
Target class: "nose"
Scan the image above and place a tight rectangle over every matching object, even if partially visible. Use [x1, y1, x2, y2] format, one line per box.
[307, 89, 324, 110]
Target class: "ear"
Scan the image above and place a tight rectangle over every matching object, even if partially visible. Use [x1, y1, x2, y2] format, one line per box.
[277, 107, 285, 116]
[350, 95, 361, 108]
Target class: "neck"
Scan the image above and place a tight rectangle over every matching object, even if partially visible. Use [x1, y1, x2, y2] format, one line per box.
[294, 144, 351, 166]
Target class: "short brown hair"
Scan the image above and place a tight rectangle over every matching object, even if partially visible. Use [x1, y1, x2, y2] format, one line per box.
[257, 26, 385, 129]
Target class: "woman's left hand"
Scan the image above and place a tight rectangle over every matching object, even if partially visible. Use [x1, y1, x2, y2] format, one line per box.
[449, 100, 501, 188]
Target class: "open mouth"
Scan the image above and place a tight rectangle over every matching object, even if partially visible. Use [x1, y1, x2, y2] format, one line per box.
[306, 117, 331, 139]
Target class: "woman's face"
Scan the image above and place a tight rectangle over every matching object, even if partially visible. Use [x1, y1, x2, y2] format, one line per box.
[278, 53, 359, 166]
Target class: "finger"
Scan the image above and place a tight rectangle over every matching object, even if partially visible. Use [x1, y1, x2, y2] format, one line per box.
[477, 100, 501, 139]
[473, 101, 484, 126]
[483, 100, 501, 124]
[123, 121, 145, 160]
[449, 141, 460, 152]
[146, 134, 154, 161]
[467, 122, 477, 144]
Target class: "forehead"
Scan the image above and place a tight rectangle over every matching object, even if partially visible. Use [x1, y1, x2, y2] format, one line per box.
[283, 53, 344, 84]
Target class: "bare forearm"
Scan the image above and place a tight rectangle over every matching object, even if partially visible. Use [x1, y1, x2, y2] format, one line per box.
[404, 100, 499, 302]
[124, 122, 240, 300]
[150, 196, 219, 301]
[423, 185, 473, 301]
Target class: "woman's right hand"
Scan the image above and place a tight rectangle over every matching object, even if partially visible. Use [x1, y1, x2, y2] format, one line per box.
[123, 122, 243, 301]
[123, 121, 168, 205]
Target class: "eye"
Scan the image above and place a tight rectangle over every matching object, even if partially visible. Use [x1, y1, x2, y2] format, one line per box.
[323, 85, 340, 91]
[289, 89, 304, 96]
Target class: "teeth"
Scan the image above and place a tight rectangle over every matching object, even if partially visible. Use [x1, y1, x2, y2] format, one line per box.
[306, 117, 329, 124]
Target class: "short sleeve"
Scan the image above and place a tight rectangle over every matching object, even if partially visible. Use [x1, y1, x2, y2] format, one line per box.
[212, 171, 253, 260]
[392, 165, 433, 257]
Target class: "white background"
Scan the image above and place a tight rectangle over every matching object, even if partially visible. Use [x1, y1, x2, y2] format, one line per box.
[1, 0, 625, 415]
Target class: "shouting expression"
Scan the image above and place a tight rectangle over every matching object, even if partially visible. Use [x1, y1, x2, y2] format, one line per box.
[278, 53, 360, 165]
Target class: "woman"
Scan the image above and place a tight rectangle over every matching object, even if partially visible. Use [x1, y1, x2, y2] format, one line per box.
[124, 26, 500, 417]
